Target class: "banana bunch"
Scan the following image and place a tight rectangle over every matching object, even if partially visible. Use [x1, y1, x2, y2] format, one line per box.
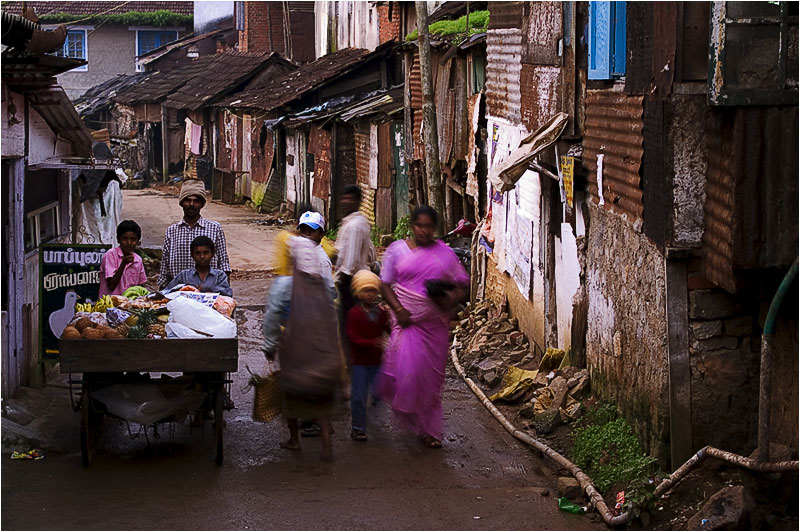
[75, 302, 93, 312]
[74, 295, 115, 313]
[93, 295, 114, 313]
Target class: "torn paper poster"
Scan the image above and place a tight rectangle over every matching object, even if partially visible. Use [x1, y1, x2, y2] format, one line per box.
[596, 153, 605, 206]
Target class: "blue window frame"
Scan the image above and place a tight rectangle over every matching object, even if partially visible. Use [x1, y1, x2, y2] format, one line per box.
[588, 1, 626, 80]
[137, 30, 179, 56]
[56, 30, 87, 71]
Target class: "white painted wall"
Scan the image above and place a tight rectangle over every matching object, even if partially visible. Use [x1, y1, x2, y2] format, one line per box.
[285, 130, 298, 205]
[28, 108, 74, 165]
[555, 222, 581, 351]
[194, 1, 234, 34]
[315, 0, 379, 58]
[2, 92, 24, 158]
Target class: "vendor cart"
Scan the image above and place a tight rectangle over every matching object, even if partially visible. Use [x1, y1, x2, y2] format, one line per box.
[59, 338, 238, 467]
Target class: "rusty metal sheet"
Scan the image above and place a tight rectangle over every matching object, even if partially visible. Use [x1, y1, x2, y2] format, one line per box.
[378, 122, 393, 188]
[486, 28, 523, 123]
[453, 57, 469, 160]
[465, 92, 482, 199]
[520, 64, 561, 132]
[375, 187, 393, 231]
[309, 125, 331, 201]
[487, 1, 524, 30]
[436, 58, 455, 163]
[701, 106, 799, 292]
[410, 52, 425, 161]
[250, 122, 274, 184]
[524, 1, 562, 66]
[583, 91, 645, 221]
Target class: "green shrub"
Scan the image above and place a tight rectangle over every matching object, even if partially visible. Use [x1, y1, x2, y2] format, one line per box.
[406, 10, 490, 42]
[371, 224, 386, 248]
[393, 215, 412, 241]
[325, 227, 338, 242]
[572, 405, 656, 494]
[39, 10, 193, 27]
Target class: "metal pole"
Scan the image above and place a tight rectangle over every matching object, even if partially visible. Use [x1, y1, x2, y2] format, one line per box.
[415, 1, 445, 234]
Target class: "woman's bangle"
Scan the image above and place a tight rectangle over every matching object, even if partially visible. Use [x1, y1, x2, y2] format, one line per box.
[393, 306, 405, 313]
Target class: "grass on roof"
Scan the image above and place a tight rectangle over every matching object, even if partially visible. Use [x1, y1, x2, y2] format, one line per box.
[37, 10, 192, 27]
[406, 10, 489, 43]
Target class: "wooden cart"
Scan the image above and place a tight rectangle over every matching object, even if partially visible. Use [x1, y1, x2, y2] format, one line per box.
[59, 338, 238, 467]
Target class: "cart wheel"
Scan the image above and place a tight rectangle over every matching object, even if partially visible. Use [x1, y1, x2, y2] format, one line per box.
[80, 384, 93, 468]
[214, 389, 224, 465]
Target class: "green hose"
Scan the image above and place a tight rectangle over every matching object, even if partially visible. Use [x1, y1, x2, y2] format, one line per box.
[763, 260, 798, 336]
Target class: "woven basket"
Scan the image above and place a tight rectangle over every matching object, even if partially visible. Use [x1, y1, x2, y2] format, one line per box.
[250, 370, 282, 423]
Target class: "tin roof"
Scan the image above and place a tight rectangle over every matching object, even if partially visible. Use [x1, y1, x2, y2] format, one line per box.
[2, 2, 193, 17]
[75, 73, 149, 117]
[115, 51, 280, 109]
[163, 51, 286, 110]
[214, 47, 373, 111]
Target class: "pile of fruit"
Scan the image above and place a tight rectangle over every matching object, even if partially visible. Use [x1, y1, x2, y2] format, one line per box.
[62, 285, 237, 340]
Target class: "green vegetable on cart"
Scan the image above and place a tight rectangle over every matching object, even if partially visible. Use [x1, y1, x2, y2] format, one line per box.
[122, 286, 150, 298]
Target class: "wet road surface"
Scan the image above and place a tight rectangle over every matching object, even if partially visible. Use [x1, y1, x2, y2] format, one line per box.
[1, 192, 604, 530]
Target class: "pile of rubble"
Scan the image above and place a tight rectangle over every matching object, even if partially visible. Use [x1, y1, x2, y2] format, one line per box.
[453, 300, 591, 435]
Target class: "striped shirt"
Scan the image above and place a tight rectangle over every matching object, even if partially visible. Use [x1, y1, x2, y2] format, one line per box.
[334, 211, 375, 280]
[158, 216, 230, 288]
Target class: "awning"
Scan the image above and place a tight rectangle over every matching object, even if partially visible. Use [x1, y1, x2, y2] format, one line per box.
[488, 112, 569, 193]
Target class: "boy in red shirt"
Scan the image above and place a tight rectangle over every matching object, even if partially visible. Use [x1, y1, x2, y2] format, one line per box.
[346, 270, 390, 442]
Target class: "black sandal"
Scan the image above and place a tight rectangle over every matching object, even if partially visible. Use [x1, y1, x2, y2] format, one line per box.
[351, 429, 367, 442]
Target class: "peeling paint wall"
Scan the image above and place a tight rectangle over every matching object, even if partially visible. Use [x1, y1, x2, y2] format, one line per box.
[667, 96, 707, 247]
[585, 204, 670, 460]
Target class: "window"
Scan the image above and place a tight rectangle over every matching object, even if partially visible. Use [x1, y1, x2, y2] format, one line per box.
[588, 1, 626, 80]
[55, 30, 88, 71]
[137, 30, 179, 56]
[25, 202, 60, 253]
[709, 1, 798, 105]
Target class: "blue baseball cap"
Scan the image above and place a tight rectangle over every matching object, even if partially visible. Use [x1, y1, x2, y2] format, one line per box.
[298, 211, 325, 230]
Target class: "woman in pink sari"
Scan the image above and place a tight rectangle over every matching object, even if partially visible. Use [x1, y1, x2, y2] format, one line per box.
[376, 206, 469, 448]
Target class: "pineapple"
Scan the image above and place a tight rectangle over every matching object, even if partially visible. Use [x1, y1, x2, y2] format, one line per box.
[131, 308, 158, 327]
[126, 324, 148, 339]
[116, 324, 130, 337]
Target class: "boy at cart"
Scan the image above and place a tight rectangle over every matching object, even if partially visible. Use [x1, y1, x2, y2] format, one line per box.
[99, 220, 148, 298]
[165, 236, 233, 297]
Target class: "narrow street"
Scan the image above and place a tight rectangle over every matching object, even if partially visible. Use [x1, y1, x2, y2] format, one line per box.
[1, 190, 603, 531]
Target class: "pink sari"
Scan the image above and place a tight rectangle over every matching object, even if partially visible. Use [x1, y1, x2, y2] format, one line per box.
[375, 240, 469, 440]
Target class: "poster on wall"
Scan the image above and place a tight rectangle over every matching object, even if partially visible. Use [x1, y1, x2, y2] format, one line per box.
[560, 155, 575, 208]
[39, 243, 109, 361]
[505, 189, 534, 300]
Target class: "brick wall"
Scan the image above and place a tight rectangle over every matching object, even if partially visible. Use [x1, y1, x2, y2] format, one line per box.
[239, 2, 286, 55]
[378, 2, 402, 44]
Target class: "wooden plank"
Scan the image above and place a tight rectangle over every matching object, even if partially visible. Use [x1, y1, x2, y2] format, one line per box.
[665, 259, 693, 469]
[59, 339, 239, 373]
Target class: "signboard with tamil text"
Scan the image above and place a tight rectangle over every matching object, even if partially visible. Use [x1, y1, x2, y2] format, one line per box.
[39, 243, 109, 361]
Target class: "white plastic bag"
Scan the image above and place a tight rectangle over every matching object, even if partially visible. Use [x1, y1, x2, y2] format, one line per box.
[166, 296, 237, 338]
[165, 321, 207, 339]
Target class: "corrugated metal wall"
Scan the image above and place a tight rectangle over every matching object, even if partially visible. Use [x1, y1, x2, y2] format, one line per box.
[486, 2, 524, 125]
[583, 91, 645, 222]
[486, 27, 524, 124]
[436, 59, 455, 163]
[520, 64, 561, 132]
[702, 106, 799, 292]
[354, 128, 375, 225]
[309, 125, 331, 202]
[410, 52, 424, 161]
[487, 1, 524, 30]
